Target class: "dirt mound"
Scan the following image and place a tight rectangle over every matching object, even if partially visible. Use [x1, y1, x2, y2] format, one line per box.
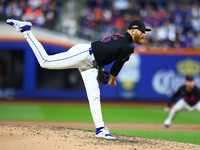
[1, 120, 200, 132]
[0, 125, 199, 150]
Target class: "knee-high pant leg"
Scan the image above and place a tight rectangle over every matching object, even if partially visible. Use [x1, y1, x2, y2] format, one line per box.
[164, 99, 188, 125]
[79, 68, 104, 128]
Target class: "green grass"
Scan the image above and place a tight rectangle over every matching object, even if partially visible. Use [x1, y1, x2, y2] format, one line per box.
[0, 104, 199, 124]
[102, 106, 200, 124]
[111, 130, 200, 145]
[0, 104, 93, 122]
[0, 103, 199, 145]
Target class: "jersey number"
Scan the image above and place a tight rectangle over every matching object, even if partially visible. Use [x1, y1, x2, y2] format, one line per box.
[101, 35, 118, 43]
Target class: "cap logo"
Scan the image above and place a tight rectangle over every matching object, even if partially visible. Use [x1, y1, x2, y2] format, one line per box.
[132, 25, 138, 28]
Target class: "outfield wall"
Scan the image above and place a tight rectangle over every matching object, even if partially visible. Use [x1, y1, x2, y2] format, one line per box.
[1, 24, 200, 101]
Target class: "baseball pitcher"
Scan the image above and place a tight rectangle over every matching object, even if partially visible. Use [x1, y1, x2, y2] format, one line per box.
[7, 19, 151, 139]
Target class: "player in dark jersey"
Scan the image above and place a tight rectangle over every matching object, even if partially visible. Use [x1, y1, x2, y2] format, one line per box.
[163, 76, 200, 128]
[7, 19, 151, 139]
[92, 20, 151, 87]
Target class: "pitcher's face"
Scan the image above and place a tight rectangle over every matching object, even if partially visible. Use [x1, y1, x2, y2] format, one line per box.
[134, 29, 146, 45]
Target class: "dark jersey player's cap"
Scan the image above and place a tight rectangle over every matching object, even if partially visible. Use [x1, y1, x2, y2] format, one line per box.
[128, 20, 151, 31]
[186, 75, 194, 81]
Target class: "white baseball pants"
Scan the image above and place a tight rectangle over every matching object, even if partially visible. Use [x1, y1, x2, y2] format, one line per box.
[23, 31, 104, 128]
[164, 99, 200, 126]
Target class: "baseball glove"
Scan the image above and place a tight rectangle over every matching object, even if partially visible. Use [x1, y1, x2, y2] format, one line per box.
[97, 67, 110, 85]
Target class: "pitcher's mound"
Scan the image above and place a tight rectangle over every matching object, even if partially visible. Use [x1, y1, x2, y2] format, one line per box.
[0, 125, 199, 150]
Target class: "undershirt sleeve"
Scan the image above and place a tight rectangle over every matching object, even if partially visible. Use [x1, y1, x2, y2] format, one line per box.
[110, 44, 134, 77]
[110, 58, 125, 76]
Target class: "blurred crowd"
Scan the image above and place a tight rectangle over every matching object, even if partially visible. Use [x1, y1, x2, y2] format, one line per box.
[77, 0, 200, 50]
[1, 0, 200, 50]
[0, 0, 62, 30]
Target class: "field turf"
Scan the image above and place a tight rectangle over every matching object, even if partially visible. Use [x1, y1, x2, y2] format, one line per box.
[0, 103, 199, 145]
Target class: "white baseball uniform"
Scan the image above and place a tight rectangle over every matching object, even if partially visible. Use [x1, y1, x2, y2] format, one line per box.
[7, 18, 150, 140]
[23, 30, 104, 128]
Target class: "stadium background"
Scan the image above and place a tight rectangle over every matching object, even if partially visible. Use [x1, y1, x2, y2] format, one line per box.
[0, 0, 200, 101]
[0, 0, 200, 148]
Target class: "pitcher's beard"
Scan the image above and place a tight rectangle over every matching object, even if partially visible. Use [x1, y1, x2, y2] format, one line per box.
[136, 38, 144, 45]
